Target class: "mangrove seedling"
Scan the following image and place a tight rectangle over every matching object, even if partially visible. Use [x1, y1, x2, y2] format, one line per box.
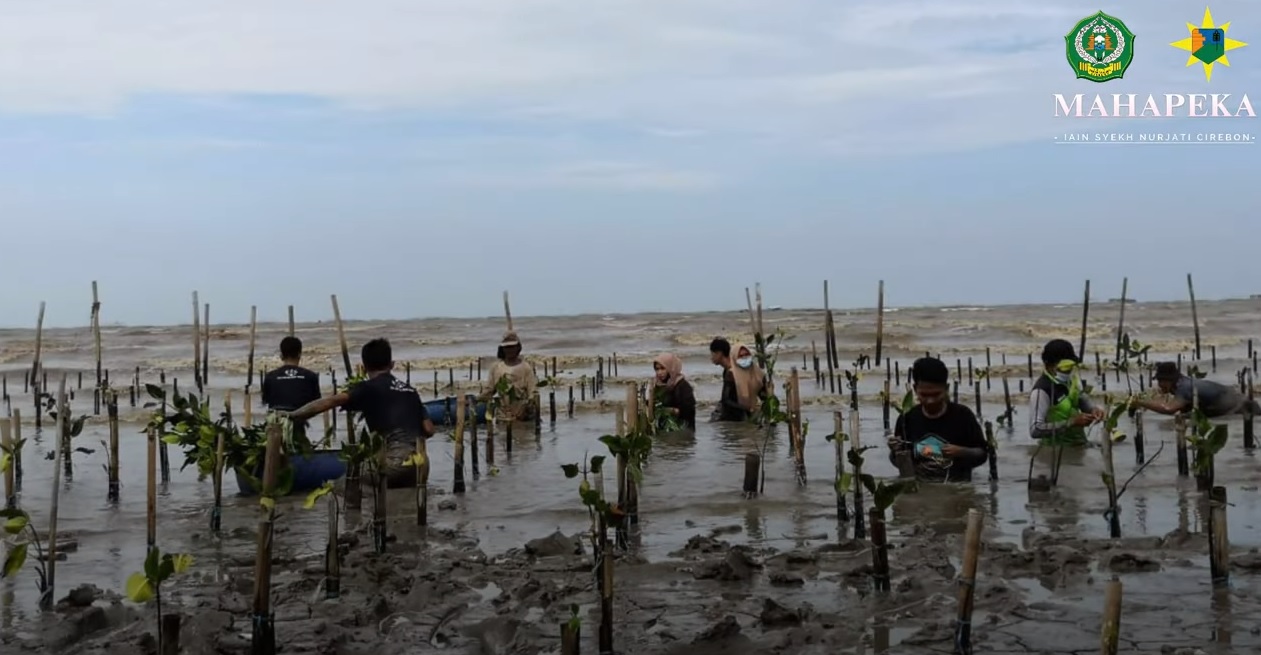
[125, 546, 194, 655]
[38, 391, 91, 470]
[1097, 397, 1165, 526]
[561, 454, 613, 530]
[837, 471, 919, 516]
[303, 481, 344, 598]
[882, 387, 915, 417]
[0, 434, 27, 492]
[339, 428, 387, 478]
[1108, 333, 1153, 395]
[598, 432, 653, 490]
[651, 385, 684, 433]
[0, 504, 50, 604]
[1186, 406, 1227, 484]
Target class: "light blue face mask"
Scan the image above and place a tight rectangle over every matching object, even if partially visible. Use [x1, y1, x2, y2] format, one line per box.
[1055, 372, 1072, 384]
[736, 356, 753, 369]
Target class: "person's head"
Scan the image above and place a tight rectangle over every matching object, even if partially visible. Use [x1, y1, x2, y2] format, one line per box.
[360, 338, 393, 374]
[1153, 361, 1181, 393]
[732, 344, 755, 370]
[911, 357, 950, 413]
[1040, 339, 1079, 382]
[709, 338, 731, 366]
[279, 336, 302, 362]
[653, 353, 684, 385]
[499, 331, 522, 361]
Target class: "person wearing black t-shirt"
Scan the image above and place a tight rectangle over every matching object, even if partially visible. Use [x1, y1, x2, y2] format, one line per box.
[887, 357, 988, 482]
[261, 337, 322, 442]
[287, 338, 435, 488]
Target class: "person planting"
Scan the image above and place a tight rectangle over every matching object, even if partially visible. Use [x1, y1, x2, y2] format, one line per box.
[651, 352, 696, 430]
[1028, 339, 1104, 445]
[886, 357, 988, 482]
[480, 330, 538, 421]
[1133, 361, 1261, 418]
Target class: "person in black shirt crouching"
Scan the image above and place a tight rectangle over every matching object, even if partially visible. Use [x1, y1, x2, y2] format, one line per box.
[261, 337, 322, 441]
[886, 357, 988, 482]
[286, 338, 435, 488]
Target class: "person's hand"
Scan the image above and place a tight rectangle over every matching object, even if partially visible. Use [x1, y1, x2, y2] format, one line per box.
[886, 434, 903, 451]
[669, 407, 680, 416]
[1091, 407, 1106, 421]
[1072, 413, 1096, 427]
[942, 444, 963, 458]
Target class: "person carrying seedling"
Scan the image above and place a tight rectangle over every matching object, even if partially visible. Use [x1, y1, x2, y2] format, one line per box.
[708, 338, 765, 422]
[1028, 339, 1104, 445]
[261, 336, 322, 442]
[1132, 361, 1260, 418]
[885, 357, 988, 482]
[480, 330, 538, 421]
[284, 338, 435, 488]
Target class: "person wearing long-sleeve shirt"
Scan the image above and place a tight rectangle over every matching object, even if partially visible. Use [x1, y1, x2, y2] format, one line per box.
[1028, 339, 1103, 445]
[886, 357, 988, 482]
[709, 338, 766, 422]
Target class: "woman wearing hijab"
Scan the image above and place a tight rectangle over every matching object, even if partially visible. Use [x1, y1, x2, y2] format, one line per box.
[712, 341, 767, 422]
[652, 353, 696, 430]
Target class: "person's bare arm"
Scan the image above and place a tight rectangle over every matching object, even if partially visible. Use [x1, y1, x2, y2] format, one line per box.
[289, 392, 350, 421]
[1134, 396, 1187, 415]
[421, 418, 436, 437]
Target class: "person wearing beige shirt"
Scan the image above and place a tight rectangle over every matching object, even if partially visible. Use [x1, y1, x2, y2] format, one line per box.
[480, 330, 538, 420]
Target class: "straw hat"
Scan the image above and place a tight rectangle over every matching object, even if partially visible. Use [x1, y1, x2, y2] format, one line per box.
[500, 331, 521, 347]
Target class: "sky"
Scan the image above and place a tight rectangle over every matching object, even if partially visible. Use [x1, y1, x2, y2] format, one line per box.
[0, 0, 1258, 328]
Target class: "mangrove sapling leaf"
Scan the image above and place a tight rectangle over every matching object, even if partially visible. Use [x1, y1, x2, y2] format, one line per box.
[567, 603, 582, 631]
[304, 482, 337, 509]
[3, 543, 28, 577]
[0, 507, 49, 593]
[125, 547, 194, 604]
[561, 464, 581, 478]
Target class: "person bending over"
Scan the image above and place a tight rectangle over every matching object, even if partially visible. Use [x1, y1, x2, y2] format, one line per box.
[261, 336, 322, 441]
[709, 338, 766, 422]
[286, 338, 435, 488]
[1133, 361, 1261, 418]
[1028, 339, 1103, 446]
[886, 357, 988, 482]
[652, 352, 696, 430]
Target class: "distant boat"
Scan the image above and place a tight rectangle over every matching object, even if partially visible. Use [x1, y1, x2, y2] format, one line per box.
[1107, 298, 1137, 304]
[767, 305, 784, 311]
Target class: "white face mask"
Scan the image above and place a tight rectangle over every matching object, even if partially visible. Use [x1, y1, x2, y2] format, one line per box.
[736, 356, 753, 369]
[1055, 372, 1071, 384]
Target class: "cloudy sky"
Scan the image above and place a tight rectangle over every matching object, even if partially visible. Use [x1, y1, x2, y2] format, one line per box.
[1, 0, 1257, 327]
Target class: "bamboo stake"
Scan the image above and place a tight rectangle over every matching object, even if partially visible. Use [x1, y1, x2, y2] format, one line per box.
[453, 395, 466, 494]
[192, 292, 202, 392]
[287, 306, 295, 336]
[1101, 422, 1120, 538]
[1, 418, 13, 508]
[1078, 280, 1090, 365]
[1114, 278, 1128, 362]
[1100, 576, 1122, 655]
[597, 513, 614, 654]
[1174, 413, 1189, 477]
[790, 368, 805, 485]
[91, 282, 103, 414]
[250, 423, 282, 655]
[330, 295, 352, 377]
[245, 306, 258, 392]
[372, 442, 387, 552]
[202, 303, 210, 386]
[331, 294, 360, 509]
[1187, 274, 1201, 360]
[875, 280, 885, 365]
[502, 291, 514, 331]
[415, 436, 429, 527]
[954, 509, 983, 654]
[625, 384, 640, 527]
[833, 411, 849, 521]
[107, 391, 120, 502]
[43, 377, 68, 610]
[850, 409, 866, 539]
[10, 409, 20, 487]
[211, 392, 229, 533]
[32, 302, 45, 429]
[560, 620, 580, 655]
[869, 506, 890, 592]
[325, 494, 340, 599]
[1208, 485, 1229, 588]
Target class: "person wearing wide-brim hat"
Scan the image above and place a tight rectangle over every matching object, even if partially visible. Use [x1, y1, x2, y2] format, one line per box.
[1132, 361, 1260, 418]
[480, 330, 538, 421]
[1028, 339, 1104, 445]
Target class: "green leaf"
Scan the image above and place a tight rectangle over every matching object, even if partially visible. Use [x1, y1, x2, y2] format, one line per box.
[859, 473, 877, 496]
[69, 416, 88, 438]
[3, 515, 29, 535]
[561, 464, 581, 478]
[145, 384, 165, 400]
[0, 453, 10, 474]
[1, 542, 27, 578]
[125, 572, 154, 602]
[274, 466, 296, 497]
[161, 434, 183, 445]
[304, 482, 335, 509]
[170, 553, 194, 574]
[835, 472, 853, 494]
[590, 455, 606, 474]
[873, 478, 918, 511]
[143, 547, 160, 581]
[157, 555, 175, 582]
[260, 496, 275, 511]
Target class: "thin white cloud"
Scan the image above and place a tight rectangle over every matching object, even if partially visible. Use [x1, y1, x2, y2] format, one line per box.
[0, 0, 1255, 157]
[440, 161, 721, 191]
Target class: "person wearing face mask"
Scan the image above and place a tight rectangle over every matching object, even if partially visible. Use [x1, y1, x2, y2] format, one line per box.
[1028, 339, 1104, 445]
[886, 357, 988, 482]
[709, 338, 766, 422]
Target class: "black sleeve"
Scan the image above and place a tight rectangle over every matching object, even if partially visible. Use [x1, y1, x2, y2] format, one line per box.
[308, 372, 323, 405]
[888, 413, 909, 466]
[676, 381, 697, 428]
[720, 372, 744, 411]
[951, 406, 989, 470]
[260, 373, 272, 407]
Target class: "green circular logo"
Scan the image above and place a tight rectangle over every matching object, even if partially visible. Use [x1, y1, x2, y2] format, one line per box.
[1065, 12, 1137, 82]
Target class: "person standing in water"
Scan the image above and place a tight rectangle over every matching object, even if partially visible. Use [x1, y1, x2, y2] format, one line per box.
[1028, 339, 1103, 445]
[886, 357, 988, 482]
[481, 331, 538, 421]
[709, 338, 766, 422]
[260, 336, 322, 442]
[1133, 361, 1261, 418]
[285, 338, 434, 488]
[652, 353, 696, 430]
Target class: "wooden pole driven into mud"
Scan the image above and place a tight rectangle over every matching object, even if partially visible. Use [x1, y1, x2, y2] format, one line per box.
[1133, 409, 1146, 464]
[245, 306, 258, 392]
[1174, 413, 1189, 477]
[287, 306, 295, 336]
[371, 442, 387, 552]
[147, 425, 157, 551]
[202, 303, 211, 386]
[251, 422, 282, 655]
[330, 294, 361, 509]
[0, 418, 13, 508]
[415, 435, 430, 527]
[211, 392, 229, 533]
[192, 292, 203, 392]
[10, 409, 21, 488]
[868, 505, 890, 592]
[1100, 576, 1122, 655]
[330, 295, 353, 377]
[875, 280, 885, 365]
[1245, 373, 1256, 450]
[983, 420, 998, 482]
[624, 383, 640, 527]
[1187, 273, 1202, 360]
[325, 492, 341, 600]
[1208, 485, 1229, 588]
[742, 452, 759, 498]
[43, 377, 68, 610]
[107, 391, 120, 503]
[1078, 280, 1090, 364]
[823, 282, 837, 394]
[32, 301, 45, 429]
[850, 409, 866, 539]
[1114, 278, 1128, 363]
[503, 291, 514, 331]
[453, 394, 467, 494]
[953, 508, 983, 655]
[1101, 418, 1121, 538]
[91, 282, 103, 415]
[597, 512, 614, 654]
[789, 368, 805, 485]
[832, 411, 848, 519]
[560, 619, 580, 655]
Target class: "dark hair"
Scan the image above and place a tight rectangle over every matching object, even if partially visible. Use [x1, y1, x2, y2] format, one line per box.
[1041, 339, 1078, 366]
[709, 338, 731, 356]
[1153, 361, 1181, 381]
[361, 338, 392, 372]
[911, 357, 949, 385]
[279, 336, 302, 360]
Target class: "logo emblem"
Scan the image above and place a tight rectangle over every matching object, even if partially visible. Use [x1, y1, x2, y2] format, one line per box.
[1066, 11, 1136, 82]
[1170, 7, 1248, 81]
